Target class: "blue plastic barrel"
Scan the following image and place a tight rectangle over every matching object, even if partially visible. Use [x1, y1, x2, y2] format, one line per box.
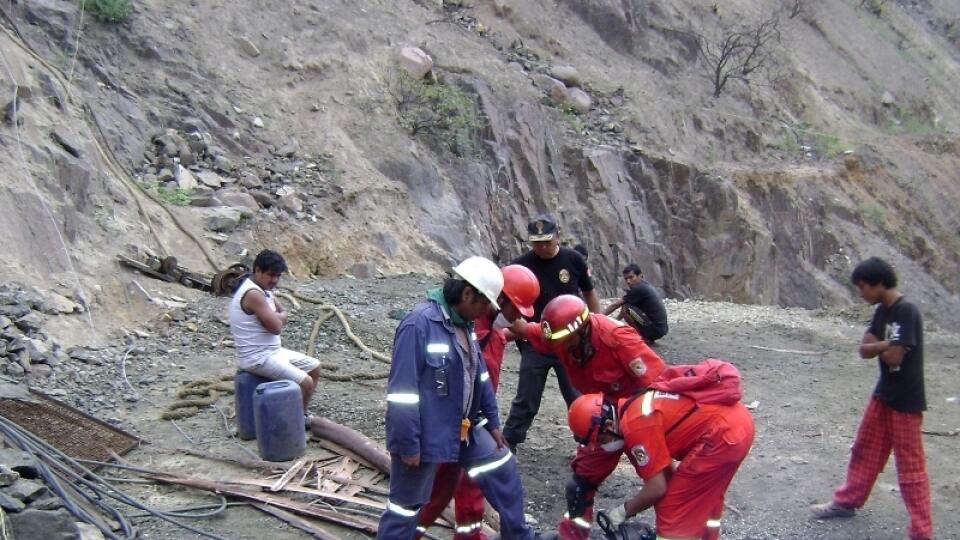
[253, 380, 305, 461]
[234, 371, 271, 440]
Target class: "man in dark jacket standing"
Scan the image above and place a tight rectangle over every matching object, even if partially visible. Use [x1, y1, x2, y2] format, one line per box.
[378, 256, 540, 540]
[503, 214, 601, 453]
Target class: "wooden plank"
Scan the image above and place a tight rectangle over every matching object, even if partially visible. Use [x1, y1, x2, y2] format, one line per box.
[341, 468, 379, 498]
[320, 457, 357, 493]
[252, 503, 340, 540]
[225, 477, 387, 510]
[322, 474, 389, 496]
[270, 459, 307, 492]
[314, 439, 381, 472]
[150, 474, 378, 534]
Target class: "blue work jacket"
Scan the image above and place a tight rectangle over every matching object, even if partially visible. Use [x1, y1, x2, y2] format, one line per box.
[385, 300, 500, 462]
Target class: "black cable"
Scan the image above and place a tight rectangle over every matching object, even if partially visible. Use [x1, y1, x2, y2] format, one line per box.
[0, 415, 234, 540]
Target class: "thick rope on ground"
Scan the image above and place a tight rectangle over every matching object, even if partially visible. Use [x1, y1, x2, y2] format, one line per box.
[287, 290, 391, 364]
[298, 296, 391, 381]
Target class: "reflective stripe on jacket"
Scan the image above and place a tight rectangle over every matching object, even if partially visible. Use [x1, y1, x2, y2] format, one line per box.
[385, 300, 500, 462]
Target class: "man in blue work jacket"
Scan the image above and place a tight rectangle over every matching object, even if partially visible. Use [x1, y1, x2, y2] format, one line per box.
[378, 256, 542, 540]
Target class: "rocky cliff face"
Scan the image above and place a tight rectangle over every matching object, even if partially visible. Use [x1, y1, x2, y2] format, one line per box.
[1, 0, 959, 330]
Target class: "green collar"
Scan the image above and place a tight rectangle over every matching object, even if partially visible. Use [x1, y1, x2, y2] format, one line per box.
[426, 288, 472, 329]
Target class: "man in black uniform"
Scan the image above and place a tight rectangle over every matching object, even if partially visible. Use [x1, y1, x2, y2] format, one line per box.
[604, 263, 668, 343]
[503, 214, 601, 453]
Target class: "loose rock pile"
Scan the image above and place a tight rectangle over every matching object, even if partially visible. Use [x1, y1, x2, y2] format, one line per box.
[137, 128, 343, 233]
[0, 285, 84, 381]
[0, 449, 81, 539]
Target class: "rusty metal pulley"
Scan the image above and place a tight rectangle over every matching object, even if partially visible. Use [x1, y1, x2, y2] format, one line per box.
[211, 263, 249, 297]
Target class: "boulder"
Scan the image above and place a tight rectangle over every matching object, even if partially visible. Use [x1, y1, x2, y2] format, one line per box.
[31, 496, 64, 511]
[239, 171, 263, 189]
[28, 364, 52, 378]
[249, 190, 274, 207]
[0, 465, 20, 487]
[0, 305, 30, 319]
[14, 312, 42, 334]
[67, 347, 101, 365]
[203, 207, 242, 232]
[279, 194, 303, 214]
[175, 165, 198, 191]
[566, 87, 592, 114]
[39, 293, 77, 315]
[197, 171, 224, 189]
[189, 186, 221, 207]
[236, 36, 261, 57]
[218, 191, 260, 212]
[5, 479, 47, 503]
[8, 509, 77, 540]
[4, 361, 24, 377]
[0, 491, 25, 512]
[178, 145, 196, 167]
[76, 522, 106, 540]
[881, 90, 896, 107]
[548, 79, 569, 105]
[550, 65, 581, 87]
[397, 47, 434, 79]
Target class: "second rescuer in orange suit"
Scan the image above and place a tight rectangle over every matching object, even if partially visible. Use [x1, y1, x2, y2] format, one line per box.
[415, 265, 540, 539]
[567, 389, 755, 540]
[519, 295, 668, 539]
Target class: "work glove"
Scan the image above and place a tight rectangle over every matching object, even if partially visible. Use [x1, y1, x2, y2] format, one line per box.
[596, 506, 656, 540]
[605, 504, 628, 527]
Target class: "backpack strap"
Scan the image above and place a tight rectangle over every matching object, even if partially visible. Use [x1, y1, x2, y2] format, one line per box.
[617, 389, 648, 421]
[664, 402, 699, 436]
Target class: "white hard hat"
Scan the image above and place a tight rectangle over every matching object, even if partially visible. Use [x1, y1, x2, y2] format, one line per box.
[452, 256, 503, 310]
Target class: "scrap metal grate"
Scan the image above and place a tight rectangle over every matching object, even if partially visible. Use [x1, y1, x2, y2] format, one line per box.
[0, 389, 140, 463]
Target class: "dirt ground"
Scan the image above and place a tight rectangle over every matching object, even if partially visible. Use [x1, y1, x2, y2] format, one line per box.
[44, 275, 959, 540]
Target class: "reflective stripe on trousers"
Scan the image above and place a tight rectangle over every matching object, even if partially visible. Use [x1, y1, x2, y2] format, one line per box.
[387, 500, 418, 517]
[467, 451, 513, 478]
[562, 512, 591, 529]
[455, 521, 482, 534]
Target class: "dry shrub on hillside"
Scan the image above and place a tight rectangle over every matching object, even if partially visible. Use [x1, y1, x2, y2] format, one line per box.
[696, 13, 783, 98]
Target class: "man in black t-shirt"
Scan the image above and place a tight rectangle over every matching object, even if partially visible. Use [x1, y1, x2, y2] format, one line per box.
[812, 257, 932, 540]
[503, 214, 600, 452]
[603, 263, 668, 343]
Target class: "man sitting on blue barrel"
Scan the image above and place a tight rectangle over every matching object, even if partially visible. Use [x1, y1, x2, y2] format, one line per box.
[229, 249, 321, 412]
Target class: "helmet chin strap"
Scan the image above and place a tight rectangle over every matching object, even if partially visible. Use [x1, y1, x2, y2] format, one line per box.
[575, 323, 594, 365]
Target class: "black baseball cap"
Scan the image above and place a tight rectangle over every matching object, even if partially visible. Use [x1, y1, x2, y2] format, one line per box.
[527, 214, 558, 242]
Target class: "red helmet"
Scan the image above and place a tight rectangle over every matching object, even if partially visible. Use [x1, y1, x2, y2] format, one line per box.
[501, 265, 539, 318]
[568, 393, 613, 444]
[540, 294, 589, 341]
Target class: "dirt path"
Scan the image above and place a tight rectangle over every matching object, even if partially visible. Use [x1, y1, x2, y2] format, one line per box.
[36, 277, 960, 539]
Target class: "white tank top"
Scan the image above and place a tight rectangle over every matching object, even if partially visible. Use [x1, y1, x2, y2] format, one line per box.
[229, 277, 281, 369]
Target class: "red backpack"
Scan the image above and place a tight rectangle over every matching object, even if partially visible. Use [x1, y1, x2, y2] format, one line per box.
[648, 358, 743, 405]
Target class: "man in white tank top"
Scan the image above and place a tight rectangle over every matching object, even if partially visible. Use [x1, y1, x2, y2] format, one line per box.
[229, 250, 321, 411]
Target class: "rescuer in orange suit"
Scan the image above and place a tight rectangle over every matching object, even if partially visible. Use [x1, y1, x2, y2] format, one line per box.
[515, 295, 668, 539]
[567, 390, 755, 540]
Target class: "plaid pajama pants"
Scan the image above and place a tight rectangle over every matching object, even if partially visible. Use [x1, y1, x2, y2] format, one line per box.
[833, 397, 933, 540]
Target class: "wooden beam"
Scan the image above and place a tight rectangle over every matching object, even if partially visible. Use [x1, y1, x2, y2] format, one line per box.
[270, 459, 307, 492]
[150, 474, 378, 534]
[252, 503, 340, 540]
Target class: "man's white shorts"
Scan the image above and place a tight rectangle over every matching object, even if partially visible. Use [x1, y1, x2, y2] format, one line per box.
[244, 347, 320, 384]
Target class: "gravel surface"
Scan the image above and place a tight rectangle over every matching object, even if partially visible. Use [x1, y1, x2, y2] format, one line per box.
[24, 276, 960, 539]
